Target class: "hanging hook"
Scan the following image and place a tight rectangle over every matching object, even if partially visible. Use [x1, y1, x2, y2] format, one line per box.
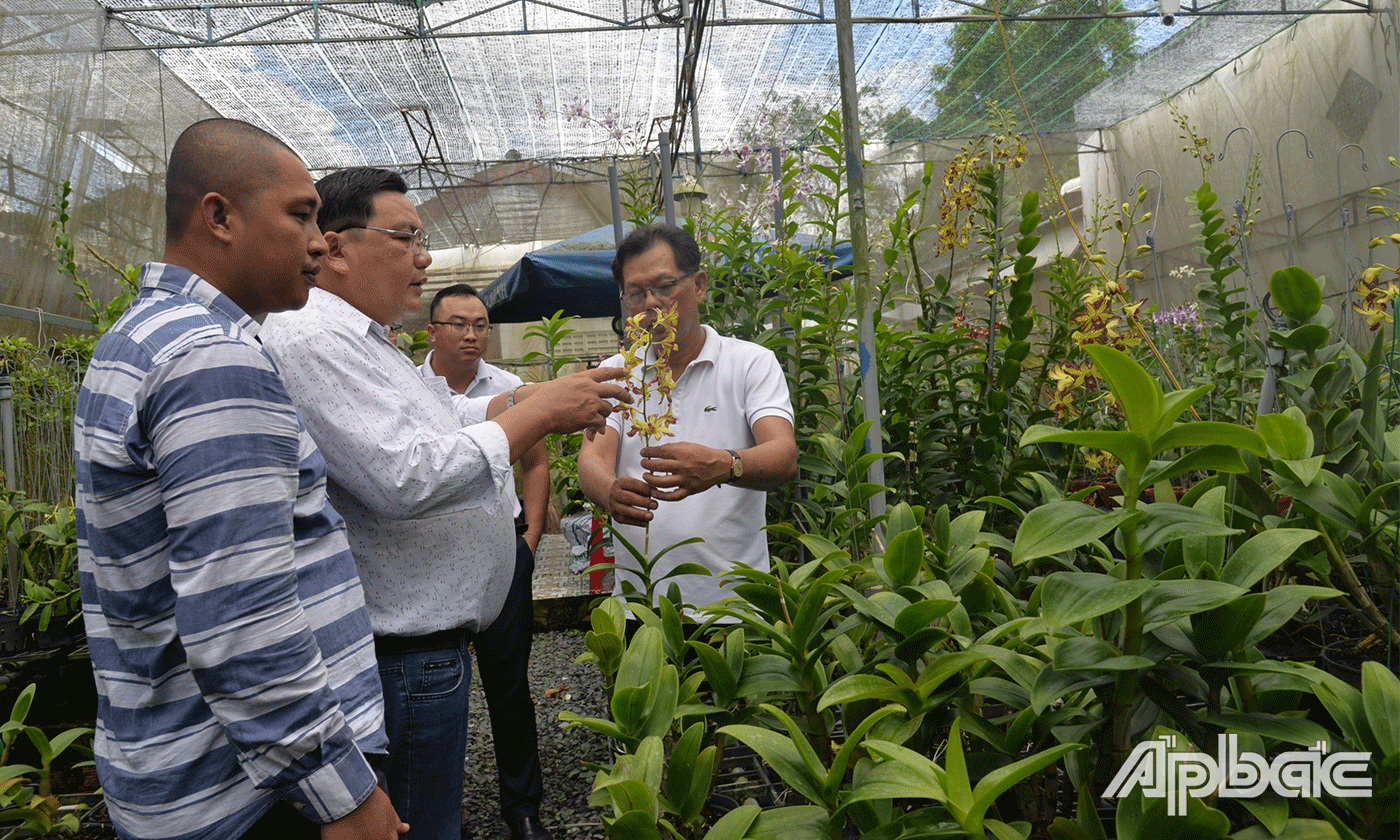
[1275, 129, 1312, 266]
[1134, 169, 1165, 306]
[1336, 143, 1369, 230]
[1218, 126, 1256, 294]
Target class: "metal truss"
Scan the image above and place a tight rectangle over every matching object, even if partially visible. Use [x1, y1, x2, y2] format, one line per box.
[0, 0, 1376, 54]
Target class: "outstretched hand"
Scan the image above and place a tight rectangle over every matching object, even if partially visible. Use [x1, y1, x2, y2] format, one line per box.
[530, 367, 631, 437]
[639, 441, 730, 502]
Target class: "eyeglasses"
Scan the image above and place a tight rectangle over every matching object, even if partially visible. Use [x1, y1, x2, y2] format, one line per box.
[620, 272, 696, 308]
[336, 224, 431, 254]
[430, 321, 491, 335]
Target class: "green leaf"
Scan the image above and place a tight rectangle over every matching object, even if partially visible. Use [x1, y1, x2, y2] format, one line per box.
[1269, 265, 1323, 321]
[701, 804, 761, 840]
[1190, 594, 1267, 660]
[1203, 712, 1335, 747]
[1233, 819, 1345, 840]
[1153, 422, 1267, 457]
[1154, 385, 1214, 438]
[742, 806, 831, 840]
[970, 742, 1086, 830]
[1012, 502, 1140, 566]
[1040, 573, 1157, 629]
[1140, 580, 1246, 631]
[1134, 502, 1240, 555]
[1084, 344, 1162, 435]
[1219, 529, 1319, 589]
[1274, 455, 1326, 487]
[1239, 585, 1342, 649]
[1361, 661, 1400, 756]
[1020, 426, 1151, 480]
[1140, 445, 1248, 488]
[846, 740, 949, 805]
[883, 527, 924, 590]
[1257, 413, 1310, 460]
[1052, 636, 1154, 672]
[1270, 324, 1331, 352]
[717, 724, 825, 807]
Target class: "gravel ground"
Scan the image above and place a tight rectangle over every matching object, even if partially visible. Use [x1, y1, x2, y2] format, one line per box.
[462, 628, 613, 840]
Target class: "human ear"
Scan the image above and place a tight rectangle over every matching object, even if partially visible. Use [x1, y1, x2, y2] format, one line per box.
[321, 231, 352, 278]
[201, 193, 235, 244]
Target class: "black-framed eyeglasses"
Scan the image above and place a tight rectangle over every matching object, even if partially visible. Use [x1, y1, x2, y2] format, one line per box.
[336, 224, 431, 254]
[430, 321, 491, 335]
[620, 271, 696, 308]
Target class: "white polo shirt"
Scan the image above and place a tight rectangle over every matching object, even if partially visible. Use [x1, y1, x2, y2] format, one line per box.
[602, 324, 793, 612]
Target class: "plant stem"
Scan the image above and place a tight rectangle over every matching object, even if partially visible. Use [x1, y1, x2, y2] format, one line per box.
[1110, 493, 1144, 763]
[1313, 521, 1400, 647]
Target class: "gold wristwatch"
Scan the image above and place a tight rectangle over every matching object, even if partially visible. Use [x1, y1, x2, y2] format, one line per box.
[726, 449, 744, 484]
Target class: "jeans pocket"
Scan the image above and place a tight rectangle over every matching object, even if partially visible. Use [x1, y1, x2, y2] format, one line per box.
[410, 650, 465, 700]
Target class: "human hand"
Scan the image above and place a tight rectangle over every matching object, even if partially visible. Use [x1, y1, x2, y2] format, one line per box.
[606, 475, 657, 527]
[640, 442, 730, 502]
[529, 368, 631, 436]
[320, 787, 407, 840]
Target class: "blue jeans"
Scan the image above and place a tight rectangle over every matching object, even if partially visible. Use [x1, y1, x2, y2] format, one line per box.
[377, 634, 472, 840]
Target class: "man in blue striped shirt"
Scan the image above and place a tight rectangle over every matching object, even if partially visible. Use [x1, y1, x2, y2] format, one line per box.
[74, 118, 407, 840]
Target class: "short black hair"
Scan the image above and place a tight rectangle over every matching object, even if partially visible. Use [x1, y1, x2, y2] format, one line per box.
[165, 118, 297, 244]
[611, 224, 701, 286]
[429, 283, 481, 320]
[314, 167, 410, 235]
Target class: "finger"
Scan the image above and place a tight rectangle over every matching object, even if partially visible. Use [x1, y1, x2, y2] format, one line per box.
[643, 472, 681, 489]
[650, 487, 689, 502]
[588, 366, 628, 381]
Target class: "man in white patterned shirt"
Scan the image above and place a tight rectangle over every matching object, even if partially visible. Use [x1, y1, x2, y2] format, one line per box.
[74, 119, 405, 840]
[262, 168, 624, 840]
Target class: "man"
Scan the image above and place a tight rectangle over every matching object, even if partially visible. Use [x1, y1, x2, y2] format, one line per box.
[419, 284, 551, 837]
[74, 119, 405, 840]
[578, 223, 798, 616]
[261, 167, 625, 840]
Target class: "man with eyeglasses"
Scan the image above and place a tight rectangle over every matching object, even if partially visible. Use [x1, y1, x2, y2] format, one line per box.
[579, 224, 798, 621]
[419, 283, 553, 840]
[261, 167, 628, 840]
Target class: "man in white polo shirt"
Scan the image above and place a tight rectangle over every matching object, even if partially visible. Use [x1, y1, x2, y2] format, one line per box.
[578, 223, 798, 617]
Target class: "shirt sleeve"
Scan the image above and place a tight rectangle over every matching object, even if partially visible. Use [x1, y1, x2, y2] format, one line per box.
[265, 324, 512, 520]
[744, 346, 796, 428]
[143, 335, 376, 823]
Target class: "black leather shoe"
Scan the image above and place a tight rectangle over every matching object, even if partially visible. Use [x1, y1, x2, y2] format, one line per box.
[507, 816, 554, 840]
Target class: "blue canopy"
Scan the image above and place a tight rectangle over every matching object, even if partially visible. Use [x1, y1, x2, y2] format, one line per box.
[480, 224, 853, 323]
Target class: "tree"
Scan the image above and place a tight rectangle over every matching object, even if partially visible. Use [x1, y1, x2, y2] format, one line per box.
[931, 1, 1138, 136]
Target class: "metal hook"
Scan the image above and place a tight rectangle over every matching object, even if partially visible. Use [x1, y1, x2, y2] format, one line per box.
[1134, 169, 1165, 306]
[1219, 126, 1255, 166]
[1336, 143, 1369, 228]
[1219, 126, 1256, 293]
[1275, 130, 1312, 266]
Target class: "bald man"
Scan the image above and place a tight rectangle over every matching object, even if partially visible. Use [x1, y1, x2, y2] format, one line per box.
[74, 119, 405, 840]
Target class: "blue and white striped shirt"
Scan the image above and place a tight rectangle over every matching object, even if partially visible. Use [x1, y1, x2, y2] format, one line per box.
[74, 263, 388, 840]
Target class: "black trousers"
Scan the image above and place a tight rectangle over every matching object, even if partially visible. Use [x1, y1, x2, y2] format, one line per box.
[470, 536, 544, 823]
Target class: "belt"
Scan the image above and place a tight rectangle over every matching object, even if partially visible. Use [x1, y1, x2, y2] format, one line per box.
[373, 627, 468, 656]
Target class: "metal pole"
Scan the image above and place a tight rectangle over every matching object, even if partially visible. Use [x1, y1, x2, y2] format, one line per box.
[834, 0, 886, 524]
[608, 160, 625, 247]
[659, 132, 677, 226]
[1, 357, 19, 609]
